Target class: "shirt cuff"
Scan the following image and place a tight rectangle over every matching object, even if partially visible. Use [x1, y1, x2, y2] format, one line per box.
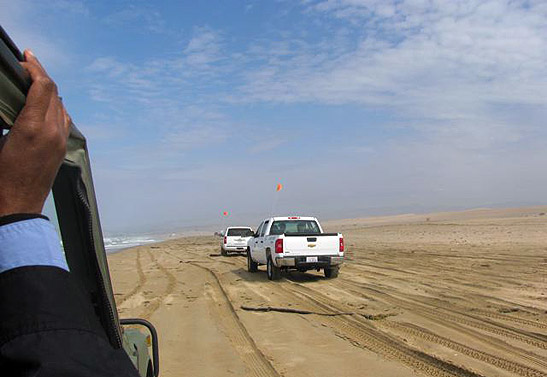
[0, 218, 69, 274]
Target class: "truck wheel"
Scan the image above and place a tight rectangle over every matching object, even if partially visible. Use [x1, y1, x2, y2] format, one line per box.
[247, 249, 258, 272]
[221, 247, 227, 257]
[324, 267, 339, 279]
[267, 257, 281, 280]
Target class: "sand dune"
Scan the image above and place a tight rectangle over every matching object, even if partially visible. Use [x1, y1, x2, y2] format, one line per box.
[108, 206, 547, 377]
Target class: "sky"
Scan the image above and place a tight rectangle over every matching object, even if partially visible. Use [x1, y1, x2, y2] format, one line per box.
[1, 0, 546, 233]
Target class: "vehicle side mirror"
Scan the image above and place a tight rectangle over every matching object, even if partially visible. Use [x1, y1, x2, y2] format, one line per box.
[120, 318, 160, 377]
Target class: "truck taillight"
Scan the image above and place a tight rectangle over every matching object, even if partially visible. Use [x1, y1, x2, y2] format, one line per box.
[275, 239, 283, 253]
[339, 237, 344, 252]
[224, 236, 227, 244]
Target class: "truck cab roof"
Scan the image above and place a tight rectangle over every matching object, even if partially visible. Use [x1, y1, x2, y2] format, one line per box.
[266, 216, 317, 222]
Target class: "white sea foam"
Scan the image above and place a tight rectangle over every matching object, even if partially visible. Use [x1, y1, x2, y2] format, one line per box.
[104, 235, 160, 253]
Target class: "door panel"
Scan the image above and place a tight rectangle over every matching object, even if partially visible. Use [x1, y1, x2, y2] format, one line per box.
[255, 220, 269, 264]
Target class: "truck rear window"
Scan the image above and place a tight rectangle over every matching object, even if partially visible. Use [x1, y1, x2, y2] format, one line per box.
[270, 220, 321, 235]
[227, 228, 254, 237]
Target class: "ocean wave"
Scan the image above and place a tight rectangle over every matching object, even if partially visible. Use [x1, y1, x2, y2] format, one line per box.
[104, 236, 159, 253]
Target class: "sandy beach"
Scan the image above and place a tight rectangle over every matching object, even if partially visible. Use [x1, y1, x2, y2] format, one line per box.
[108, 207, 547, 377]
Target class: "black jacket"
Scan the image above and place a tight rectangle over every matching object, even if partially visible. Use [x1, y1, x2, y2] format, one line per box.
[0, 266, 140, 376]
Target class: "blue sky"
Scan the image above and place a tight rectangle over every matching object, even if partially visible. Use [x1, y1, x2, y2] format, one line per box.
[2, 0, 546, 233]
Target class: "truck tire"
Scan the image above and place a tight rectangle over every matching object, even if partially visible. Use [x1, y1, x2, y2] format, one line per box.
[247, 249, 258, 272]
[267, 257, 281, 280]
[221, 247, 227, 257]
[324, 267, 339, 279]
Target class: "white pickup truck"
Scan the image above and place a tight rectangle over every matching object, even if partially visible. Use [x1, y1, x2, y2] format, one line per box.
[221, 226, 254, 256]
[247, 216, 344, 280]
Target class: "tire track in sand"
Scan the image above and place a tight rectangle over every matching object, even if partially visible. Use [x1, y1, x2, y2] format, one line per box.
[278, 281, 486, 377]
[382, 321, 547, 377]
[162, 250, 280, 377]
[331, 278, 547, 371]
[117, 249, 147, 306]
[213, 250, 485, 377]
[466, 309, 547, 331]
[225, 249, 547, 376]
[204, 254, 486, 377]
[288, 277, 547, 377]
[339, 279, 547, 351]
[139, 249, 177, 320]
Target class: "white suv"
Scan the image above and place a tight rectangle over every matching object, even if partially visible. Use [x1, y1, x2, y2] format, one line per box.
[221, 227, 254, 256]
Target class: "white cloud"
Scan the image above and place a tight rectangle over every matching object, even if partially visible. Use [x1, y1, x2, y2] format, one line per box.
[50, 0, 89, 15]
[231, 0, 547, 152]
[184, 26, 224, 67]
[81, 25, 239, 164]
[104, 5, 165, 33]
[78, 123, 125, 142]
[248, 137, 287, 154]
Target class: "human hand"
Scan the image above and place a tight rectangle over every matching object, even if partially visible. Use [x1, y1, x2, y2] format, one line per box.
[0, 50, 71, 217]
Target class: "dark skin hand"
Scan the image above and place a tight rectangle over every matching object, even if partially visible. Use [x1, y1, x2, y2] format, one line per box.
[0, 50, 70, 216]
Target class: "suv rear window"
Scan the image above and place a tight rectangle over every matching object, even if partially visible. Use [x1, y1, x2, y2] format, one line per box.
[270, 220, 321, 235]
[227, 228, 253, 237]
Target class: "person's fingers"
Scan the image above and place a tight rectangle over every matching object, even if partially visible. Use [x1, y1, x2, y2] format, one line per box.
[23, 49, 47, 74]
[44, 91, 57, 124]
[45, 93, 63, 132]
[62, 106, 71, 135]
[16, 67, 55, 125]
[55, 97, 64, 131]
[16, 50, 57, 127]
[52, 97, 70, 143]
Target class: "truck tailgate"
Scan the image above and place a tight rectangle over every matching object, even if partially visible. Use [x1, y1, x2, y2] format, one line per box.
[283, 234, 340, 256]
[227, 236, 248, 247]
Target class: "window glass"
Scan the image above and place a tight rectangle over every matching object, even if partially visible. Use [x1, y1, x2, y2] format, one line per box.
[255, 222, 263, 237]
[270, 220, 321, 235]
[227, 228, 254, 237]
[260, 221, 269, 237]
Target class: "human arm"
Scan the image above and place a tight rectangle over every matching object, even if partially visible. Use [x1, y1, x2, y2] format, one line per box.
[0, 49, 69, 273]
[0, 51, 139, 376]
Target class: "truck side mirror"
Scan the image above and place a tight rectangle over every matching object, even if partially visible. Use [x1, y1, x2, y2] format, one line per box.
[120, 318, 160, 377]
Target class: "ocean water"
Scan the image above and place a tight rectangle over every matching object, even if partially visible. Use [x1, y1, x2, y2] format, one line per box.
[104, 235, 162, 253]
[103, 227, 214, 253]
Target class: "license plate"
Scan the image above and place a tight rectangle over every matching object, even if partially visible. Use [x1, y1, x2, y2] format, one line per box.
[306, 257, 318, 263]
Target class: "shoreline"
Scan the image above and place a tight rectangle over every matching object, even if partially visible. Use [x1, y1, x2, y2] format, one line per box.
[105, 230, 213, 255]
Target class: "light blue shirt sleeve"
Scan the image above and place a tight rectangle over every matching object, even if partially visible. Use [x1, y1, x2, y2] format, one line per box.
[0, 218, 69, 273]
